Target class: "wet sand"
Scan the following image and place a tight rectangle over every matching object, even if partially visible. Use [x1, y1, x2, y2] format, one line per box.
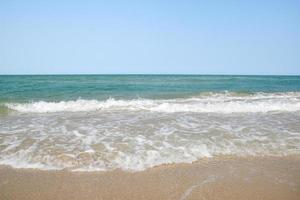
[0, 156, 299, 200]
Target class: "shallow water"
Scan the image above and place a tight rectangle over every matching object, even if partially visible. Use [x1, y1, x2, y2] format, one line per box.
[0, 75, 300, 171]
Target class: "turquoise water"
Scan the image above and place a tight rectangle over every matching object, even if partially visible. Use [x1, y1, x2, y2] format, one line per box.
[1, 75, 300, 102]
[0, 75, 300, 171]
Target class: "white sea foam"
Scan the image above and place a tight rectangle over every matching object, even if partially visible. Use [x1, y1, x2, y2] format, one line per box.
[4, 92, 300, 113]
[1, 92, 300, 171]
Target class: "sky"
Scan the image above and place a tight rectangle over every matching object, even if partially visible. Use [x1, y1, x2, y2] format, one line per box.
[0, 0, 299, 75]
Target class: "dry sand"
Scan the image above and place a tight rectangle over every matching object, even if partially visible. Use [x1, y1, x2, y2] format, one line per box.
[0, 156, 299, 200]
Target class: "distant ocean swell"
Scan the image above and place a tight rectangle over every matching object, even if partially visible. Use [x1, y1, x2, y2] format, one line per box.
[3, 92, 300, 113]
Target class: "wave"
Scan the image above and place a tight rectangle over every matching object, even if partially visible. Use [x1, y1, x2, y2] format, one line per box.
[1, 92, 300, 171]
[4, 92, 300, 113]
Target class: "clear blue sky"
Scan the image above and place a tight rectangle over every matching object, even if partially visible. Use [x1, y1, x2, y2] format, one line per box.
[1, 0, 299, 75]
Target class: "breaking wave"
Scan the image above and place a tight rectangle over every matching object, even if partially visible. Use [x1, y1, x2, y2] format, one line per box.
[1, 92, 300, 171]
[4, 92, 300, 113]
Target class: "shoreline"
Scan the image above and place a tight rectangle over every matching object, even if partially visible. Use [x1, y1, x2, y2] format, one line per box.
[1, 156, 299, 200]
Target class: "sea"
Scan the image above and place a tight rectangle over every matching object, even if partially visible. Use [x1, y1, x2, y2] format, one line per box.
[0, 75, 300, 171]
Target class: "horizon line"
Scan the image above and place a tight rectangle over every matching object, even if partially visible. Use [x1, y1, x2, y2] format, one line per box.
[0, 73, 300, 76]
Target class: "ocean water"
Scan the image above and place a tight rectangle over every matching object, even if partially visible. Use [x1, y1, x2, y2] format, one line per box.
[0, 75, 300, 171]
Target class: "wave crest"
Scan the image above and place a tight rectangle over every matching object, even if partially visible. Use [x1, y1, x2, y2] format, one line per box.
[4, 92, 300, 113]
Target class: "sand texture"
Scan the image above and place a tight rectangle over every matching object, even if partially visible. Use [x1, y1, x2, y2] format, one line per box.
[0, 156, 299, 200]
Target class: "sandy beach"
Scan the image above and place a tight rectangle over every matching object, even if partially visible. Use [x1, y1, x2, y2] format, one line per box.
[0, 156, 299, 200]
